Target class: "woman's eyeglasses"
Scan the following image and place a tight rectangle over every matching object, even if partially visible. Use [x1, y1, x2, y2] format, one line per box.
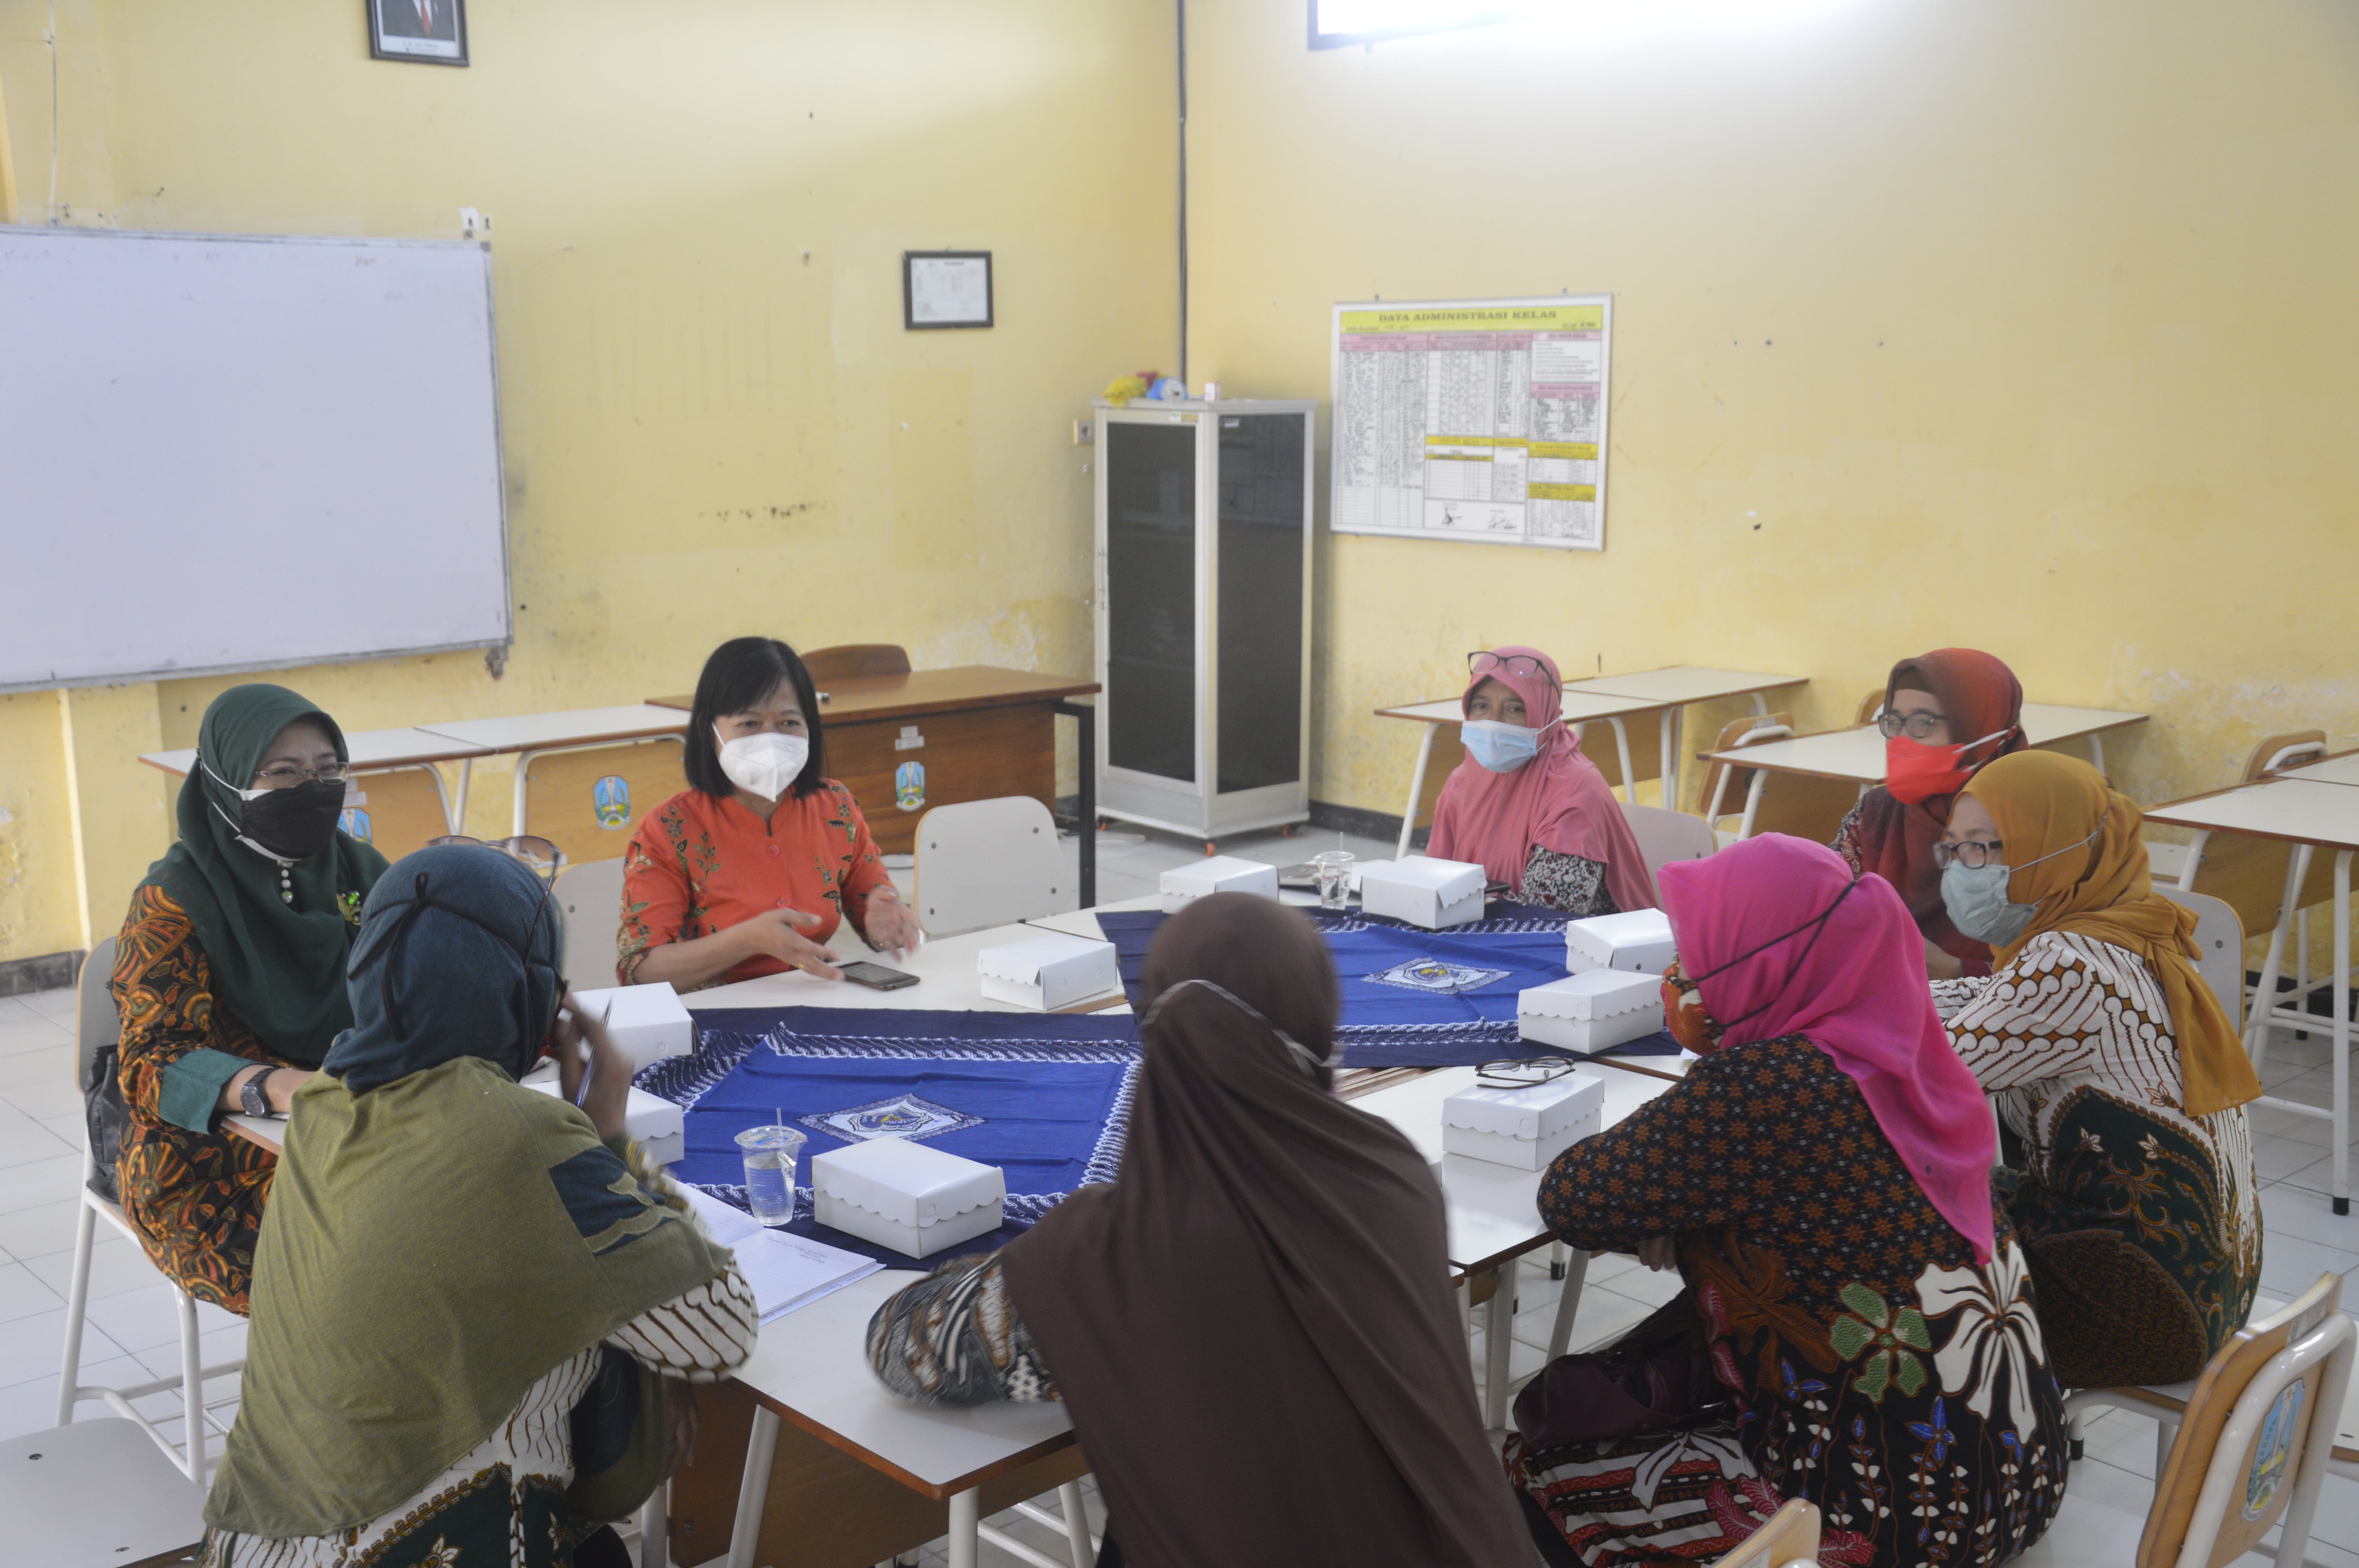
[1476, 1058, 1581, 1089]
[253, 762, 349, 787]
[1468, 652, 1547, 681]
[1930, 838, 2005, 869]
[427, 834, 569, 884]
[1875, 710, 1950, 741]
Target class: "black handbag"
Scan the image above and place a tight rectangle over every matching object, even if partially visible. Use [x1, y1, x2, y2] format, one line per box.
[83, 1042, 127, 1204]
[568, 1345, 672, 1523]
[1512, 1288, 1730, 1448]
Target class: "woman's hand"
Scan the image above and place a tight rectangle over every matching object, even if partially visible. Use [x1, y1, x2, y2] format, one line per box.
[1638, 1234, 1679, 1272]
[729, 907, 843, 981]
[552, 991, 632, 1142]
[1923, 935, 1966, 980]
[862, 889, 925, 962]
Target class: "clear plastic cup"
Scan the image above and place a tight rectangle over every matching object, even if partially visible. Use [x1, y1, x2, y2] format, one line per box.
[1312, 850, 1356, 911]
[735, 1125, 807, 1227]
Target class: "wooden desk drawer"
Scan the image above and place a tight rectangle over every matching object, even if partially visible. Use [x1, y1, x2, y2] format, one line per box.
[826, 705, 1056, 857]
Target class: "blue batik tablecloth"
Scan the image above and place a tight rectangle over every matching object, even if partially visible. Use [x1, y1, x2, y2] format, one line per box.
[1094, 906, 1680, 1068]
[640, 1008, 1140, 1264]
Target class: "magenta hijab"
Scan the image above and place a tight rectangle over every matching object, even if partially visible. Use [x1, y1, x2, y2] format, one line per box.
[1427, 646, 1657, 914]
[1659, 834, 1995, 1264]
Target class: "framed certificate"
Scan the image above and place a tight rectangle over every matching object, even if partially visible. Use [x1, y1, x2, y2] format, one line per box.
[903, 251, 994, 330]
[369, 0, 468, 65]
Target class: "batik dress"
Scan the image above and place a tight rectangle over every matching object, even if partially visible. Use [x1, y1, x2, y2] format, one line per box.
[109, 885, 311, 1314]
[1520, 848, 1621, 918]
[1934, 931, 2261, 1388]
[1510, 1039, 2068, 1568]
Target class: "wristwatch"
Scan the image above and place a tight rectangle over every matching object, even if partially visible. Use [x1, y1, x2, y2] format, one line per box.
[239, 1067, 282, 1118]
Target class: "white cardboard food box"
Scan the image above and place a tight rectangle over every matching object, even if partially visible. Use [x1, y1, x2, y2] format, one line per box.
[1564, 909, 1677, 976]
[567, 982, 695, 1071]
[811, 1137, 1005, 1259]
[1441, 1072, 1606, 1170]
[523, 1081, 687, 1167]
[1358, 857, 1487, 929]
[1518, 970, 1666, 1054]
[977, 933, 1121, 1011]
[1159, 855, 1281, 913]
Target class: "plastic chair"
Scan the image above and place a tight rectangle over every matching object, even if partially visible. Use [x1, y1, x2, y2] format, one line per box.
[57, 940, 243, 1485]
[1854, 690, 1886, 726]
[912, 797, 1067, 936]
[2154, 886, 2246, 1032]
[1713, 1497, 1819, 1568]
[338, 763, 458, 860]
[801, 644, 912, 684]
[0, 1417, 207, 1566]
[1698, 715, 1794, 844]
[1620, 802, 1717, 886]
[554, 857, 630, 989]
[2053, 1273, 2354, 1568]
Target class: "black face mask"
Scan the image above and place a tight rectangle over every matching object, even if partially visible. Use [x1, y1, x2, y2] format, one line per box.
[239, 778, 348, 860]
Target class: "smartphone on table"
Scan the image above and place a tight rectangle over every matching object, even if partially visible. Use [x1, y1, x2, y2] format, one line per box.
[839, 960, 919, 991]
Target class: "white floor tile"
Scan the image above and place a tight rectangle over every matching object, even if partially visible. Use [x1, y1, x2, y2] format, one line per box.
[2252, 1103, 2336, 1148]
[15, 987, 78, 1023]
[2257, 1134, 2339, 1187]
[0, 1006, 73, 1061]
[82, 1283, 194, 1354]
[0, 1046, 71, 1097]
[0, 1116, 76, 1172]
[0, 1152, 85, 1214]
[0, 1353, 155, 1444]
[2259, 1233, 2359, 1299]
[0, 1261, 64, 1325]
[0, 1198, 83, 1263]
[131, 1319, 247, 1384]
[0, 1305, 127, 1389]
[2261, 1182, 2359, 1249]
[6, 1077, 88, 1123]
[26, 1234, 167, 1302]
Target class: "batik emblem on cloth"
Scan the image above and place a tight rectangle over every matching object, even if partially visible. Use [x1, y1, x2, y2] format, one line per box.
[1365, 957, 1510, 994]
[801, 1093, 983, 1143]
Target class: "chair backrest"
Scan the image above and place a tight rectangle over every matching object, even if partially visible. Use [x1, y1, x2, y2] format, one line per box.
[1855, 689, 1886, 726]
[913, 797, 1065, 936]
[2155, 886, 2246, 1032]
[801, 644, 912, 684]
[2183, 828, 2336, 940]
[2137, 1272, 2353, 1568]
[553, 858, 631, 989]
[1699, 713, 1794, 826]
[338, 764, 454, 863]
[2244, 730, 2328, 783]
[1621, 801, 1717, 886]
[516, 736, 685, 870]
[76, 937, 121, 1093]
[1712, 1498, 1820, 1568]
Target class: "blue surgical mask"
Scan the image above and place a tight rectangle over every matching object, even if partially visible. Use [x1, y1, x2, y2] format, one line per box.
[1938, 825, 2103, 947]
[1461, 718, 1557, 774]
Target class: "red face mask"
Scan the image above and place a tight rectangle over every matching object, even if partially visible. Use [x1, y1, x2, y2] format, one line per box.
[1883, 727, 2015, 806]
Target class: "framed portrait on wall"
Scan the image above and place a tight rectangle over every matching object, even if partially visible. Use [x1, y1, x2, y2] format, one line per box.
[369, 0, 468, 66]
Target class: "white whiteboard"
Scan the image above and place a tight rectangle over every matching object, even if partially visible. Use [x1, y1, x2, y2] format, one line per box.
[0, 226, 510, 692]
[1329, 294, 1611, 551]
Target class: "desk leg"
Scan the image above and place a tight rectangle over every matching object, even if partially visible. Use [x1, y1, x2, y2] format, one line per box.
[1608, 718, 1636, 805]
[2337, 850, 2352, 1216]
[1737, 771, 1769, 840]
[1400, 725, 1439, 860]
[451, 757, 474, 836]
[725, 1405, 781, 1568]
[1659, 710, 1677, 810]
[949, 1486, 981, 1568]
[1057, 701, 1096, 910]
[638, 1485, 668, 1568]
[1548, 1249, 1589, 1361]
[1485, 1263, 1515, 1428]
[2089, 733, 2106, 775]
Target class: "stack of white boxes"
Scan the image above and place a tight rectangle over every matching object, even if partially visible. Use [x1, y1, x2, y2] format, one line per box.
[811, 1138, 1006, 1259]
[1441, 1073, 1606, 1170]
[977, 933, 1121, 1011]
[1358, 857, 1487, 929]
[1517, 970, 1665, 1053]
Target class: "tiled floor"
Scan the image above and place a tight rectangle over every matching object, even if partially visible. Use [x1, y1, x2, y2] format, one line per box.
[11, 848, 2359, 1565]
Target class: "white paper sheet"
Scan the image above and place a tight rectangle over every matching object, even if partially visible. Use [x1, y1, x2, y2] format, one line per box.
[682, 1186, 883, 1323]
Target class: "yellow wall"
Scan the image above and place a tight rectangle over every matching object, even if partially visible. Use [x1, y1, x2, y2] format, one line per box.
[0, 0, 1173, 961]
[1186, 0, 2359, 819]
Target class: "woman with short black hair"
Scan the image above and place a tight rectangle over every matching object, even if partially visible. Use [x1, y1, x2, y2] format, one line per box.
[620, 637, 921, 989]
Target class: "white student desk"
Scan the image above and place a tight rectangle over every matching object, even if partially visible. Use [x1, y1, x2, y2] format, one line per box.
[413, 704, 687, 837]
[1701, 702, 2152, 838]
[1560, 666, 1809, 808]
[1374, 691, 1672, 858]
[138, 727, 496, 835]
[2144, 777, 2359, 1214]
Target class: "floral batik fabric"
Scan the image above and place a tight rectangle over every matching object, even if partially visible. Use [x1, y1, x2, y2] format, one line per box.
[1934, 931, 2261, 1388]
[1521, 847, 1620, 918]
[617, 782, 893, 988]
[1508, 1038, 2068, 1568]
[865, 1253, 1060, 1405]
[198, 1269, 756, 1568]
[109, 886, 300, 1316]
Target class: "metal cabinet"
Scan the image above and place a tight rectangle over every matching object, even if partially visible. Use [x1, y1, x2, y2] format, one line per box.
[1092, 397, 1315, 846]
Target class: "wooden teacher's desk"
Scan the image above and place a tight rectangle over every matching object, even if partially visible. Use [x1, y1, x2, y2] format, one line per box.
[651, 664, 1100, 875]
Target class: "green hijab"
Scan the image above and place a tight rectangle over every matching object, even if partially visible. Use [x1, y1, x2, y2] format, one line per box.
[205, 848, 734, 1537]
[139, 683, 388, 1064]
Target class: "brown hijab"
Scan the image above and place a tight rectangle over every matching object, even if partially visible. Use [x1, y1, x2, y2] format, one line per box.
[999, 894, 1528, 1568]
[1849, 649, 2028, 970]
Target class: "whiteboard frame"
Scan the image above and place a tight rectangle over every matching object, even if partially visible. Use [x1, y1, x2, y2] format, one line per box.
[0, 224, 512, 694]
[1327, 292, 1612, 553]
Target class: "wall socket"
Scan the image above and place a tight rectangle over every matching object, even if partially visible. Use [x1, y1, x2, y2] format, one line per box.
[1072, 419, 1093, 445]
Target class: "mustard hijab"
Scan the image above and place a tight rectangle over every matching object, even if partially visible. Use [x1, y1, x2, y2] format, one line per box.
[1961, 751, 2259, 1118]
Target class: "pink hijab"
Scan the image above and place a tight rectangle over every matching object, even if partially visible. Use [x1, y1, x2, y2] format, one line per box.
[1427, 647, 1657, 914]
[1659, 834, 1995, 1263]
